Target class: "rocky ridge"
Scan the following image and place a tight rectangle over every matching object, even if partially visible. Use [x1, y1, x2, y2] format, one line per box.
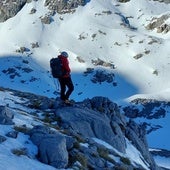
[1, 0, 170, 27]
[123, 98, 170, 169]
[0, 0, 89, 22]
[0, 87, 162, 170]
[123, 98, 170, 120]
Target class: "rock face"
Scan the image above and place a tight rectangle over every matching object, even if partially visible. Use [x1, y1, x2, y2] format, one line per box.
[25, 95, 160, 169]
[29, 125, 69, 168]
[146, 14, 170, 34]
[123, 98, 170, 169]
[0, 106, 14, 125]
[151, 0, 170, 3]
[0, 0, 27, 22]
[56, 105, 126, 153]
[125, 119, 157, 170]
[118, 0, 130, 2]
[0, 86, 162, 169]
[44, 0, 89, 13]
[0, 0, 89, 22]
[123, 98, 169, 120]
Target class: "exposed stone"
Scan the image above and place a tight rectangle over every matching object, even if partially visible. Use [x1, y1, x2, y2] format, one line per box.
[6, 131, 18, 138]
[0, 135, 7, 143]
[31, 42, 39, 48]
[133, 53, 143, 59]
[83, 68, 94, 75]
[125, 119, 157, 170]
[150, 0, 170, 4]
[0, 0, 86, 22]
[0, 0, 27, 22]
[39, 134, 68, 168]
[29, 125, 69, 169]
[76, 56, 85, 63]
[124, 99, 168, 119]
[16, 47, 30, 53]
[91, 58, 115, 69]
[91, 70, 115, 84]
[55, 103, 126, 153]
[0, 87, 161, 170]
[146, 14, 170, 33]
[157, 23, 170, 33]
[0, 106, 14, 125]
[30, 8, 36, 14]
[118, 0, 130, 2]
[44, 0, 89, 14]
[41, 15, 52, 24]
[151, 149, 170, 158]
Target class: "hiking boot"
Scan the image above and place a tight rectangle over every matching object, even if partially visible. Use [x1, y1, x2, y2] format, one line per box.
[64, 99, 71, 104]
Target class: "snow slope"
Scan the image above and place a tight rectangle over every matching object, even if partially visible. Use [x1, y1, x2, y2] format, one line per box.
[0, 0, 169, 102]
[0, 0, 170, 168]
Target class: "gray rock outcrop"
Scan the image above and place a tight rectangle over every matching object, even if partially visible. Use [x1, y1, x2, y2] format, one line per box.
[0, 0, 90, 22]
[151, 0, 170, 3]
[50, 97, 159, 169]
[0, 87, 161, 170]
[26, 95, 161, 169]
[0, 0, 27, 22]
[126, 119, 158, 170]
[118, 0, 131, 2]
[56, 106, 127, 153]
[0, 106, 14, 125]
[44, 0, 89, 14]
[146, 14, 170, 33]
[29, 125, 69, 168]
[123, 98, 169, 119]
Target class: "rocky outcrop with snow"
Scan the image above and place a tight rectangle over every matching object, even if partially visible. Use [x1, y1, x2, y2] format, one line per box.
[123, 98, 170, 166]
[0, 0, 27, 22]
[0, 0, 89, 22]
[0, 87, 162, 170]
[146, 13, 170, 34]
[123, 98, 170, 120]
[44, 0, 88, 14]
[1, 0, 170, 23]
[0, 106, 14, 125]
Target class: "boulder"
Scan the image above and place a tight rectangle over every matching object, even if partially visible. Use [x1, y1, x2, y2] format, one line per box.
[29, 125, 69, 169]
[0, 106, 14, 125]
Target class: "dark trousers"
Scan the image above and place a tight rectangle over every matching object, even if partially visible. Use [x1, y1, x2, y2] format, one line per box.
[58, 77, 74, 100]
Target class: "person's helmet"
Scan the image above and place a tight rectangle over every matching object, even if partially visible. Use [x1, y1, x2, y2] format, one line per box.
[61, 51, 68, 58]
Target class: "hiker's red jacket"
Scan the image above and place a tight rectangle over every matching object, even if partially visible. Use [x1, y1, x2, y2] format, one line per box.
[58, 55, 71, 78]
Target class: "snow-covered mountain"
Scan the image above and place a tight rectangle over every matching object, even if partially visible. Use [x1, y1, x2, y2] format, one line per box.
[0, 0, 170, 101]
[0, 0, 170, 169]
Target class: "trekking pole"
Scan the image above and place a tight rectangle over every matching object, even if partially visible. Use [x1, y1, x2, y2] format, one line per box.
[53, 77, 60, 95]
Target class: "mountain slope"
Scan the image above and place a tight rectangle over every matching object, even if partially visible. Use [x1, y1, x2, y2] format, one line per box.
[0, 0, 170, 101]
[0, 0, 170, 169]
[0, 87, 161, 170]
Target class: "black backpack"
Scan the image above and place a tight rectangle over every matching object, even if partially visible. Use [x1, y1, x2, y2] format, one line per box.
[50, 57, 63, 78]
